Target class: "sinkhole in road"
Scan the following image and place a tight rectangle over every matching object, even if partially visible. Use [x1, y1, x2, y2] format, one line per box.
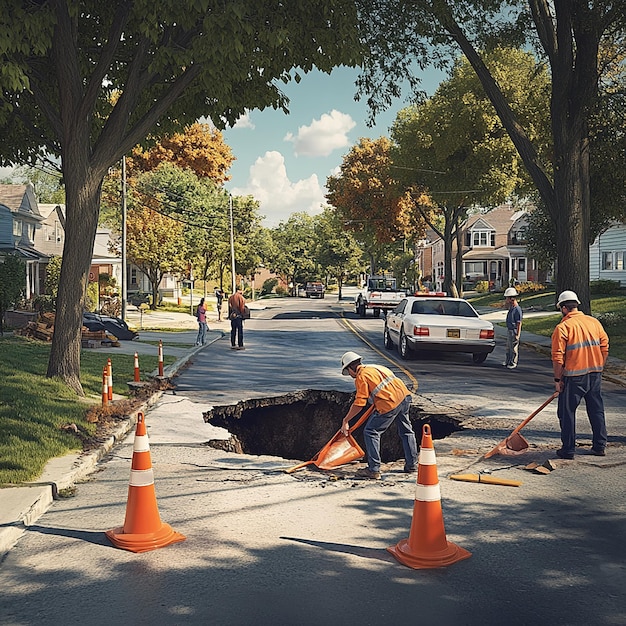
[202, 389, 463, 462]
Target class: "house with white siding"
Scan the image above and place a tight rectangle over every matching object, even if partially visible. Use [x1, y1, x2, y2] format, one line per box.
[589, 223, 626, 286]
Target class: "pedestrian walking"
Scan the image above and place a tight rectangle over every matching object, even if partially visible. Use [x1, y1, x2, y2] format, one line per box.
[339, 351, 418, 479]
[214, 287, 224, 321]
[551, 290, 609, 459]
[228, 286, 246, 350]
[195, 297, 208, 346]
[503, 287, 523, 368]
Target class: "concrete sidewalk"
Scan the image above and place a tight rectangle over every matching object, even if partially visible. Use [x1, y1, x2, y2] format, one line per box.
[1, 300, 624, 560]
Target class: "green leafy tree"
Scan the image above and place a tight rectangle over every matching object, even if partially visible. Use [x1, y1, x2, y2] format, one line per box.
[391, 47, 551, 296]
[14, 164, 65, 204]
[0, 254, 25, 336]
[313, 207, 362, 299]
[355, 0, 626, 313]
[0, 1, 360, 393]
[268, 213, 318, 295]
[121, 167, 189, 309]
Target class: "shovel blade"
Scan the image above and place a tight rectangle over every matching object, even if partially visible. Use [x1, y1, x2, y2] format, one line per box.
[484, 432, 530, 458]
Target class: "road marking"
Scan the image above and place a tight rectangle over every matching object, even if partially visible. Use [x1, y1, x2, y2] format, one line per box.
[337, 313, 419, 394]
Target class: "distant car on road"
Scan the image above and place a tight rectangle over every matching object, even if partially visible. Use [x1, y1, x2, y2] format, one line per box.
[305, 282, 325, 298]
[384, 295, 495, 363]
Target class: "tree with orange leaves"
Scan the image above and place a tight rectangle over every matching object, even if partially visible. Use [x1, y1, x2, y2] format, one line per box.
[326, 136, 429, 275]
[128, 123, 234, 185]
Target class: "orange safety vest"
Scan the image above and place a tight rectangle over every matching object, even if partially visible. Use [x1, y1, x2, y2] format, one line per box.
[353, 364, 409, 414]
[551, 311, 609, 376]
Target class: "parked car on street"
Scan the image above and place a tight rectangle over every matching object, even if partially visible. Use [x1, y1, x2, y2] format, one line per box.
[305, 282, 325, 298]
[383, 295, 495, 363]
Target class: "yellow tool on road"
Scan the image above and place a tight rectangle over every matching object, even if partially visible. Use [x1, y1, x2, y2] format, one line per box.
[449, 473, 522, 487]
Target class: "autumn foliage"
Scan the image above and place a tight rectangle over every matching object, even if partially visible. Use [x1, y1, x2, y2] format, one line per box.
[129, 123, 235, 185]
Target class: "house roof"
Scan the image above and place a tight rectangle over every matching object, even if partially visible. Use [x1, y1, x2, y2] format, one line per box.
[0, 183, 43, 220]
[465, 204, 523, 233]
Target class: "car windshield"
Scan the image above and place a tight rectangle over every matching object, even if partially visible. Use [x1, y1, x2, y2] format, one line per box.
[411, 299, 478, 318]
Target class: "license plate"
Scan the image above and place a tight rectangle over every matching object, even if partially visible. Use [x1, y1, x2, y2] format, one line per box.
[447, 329, 460, 338]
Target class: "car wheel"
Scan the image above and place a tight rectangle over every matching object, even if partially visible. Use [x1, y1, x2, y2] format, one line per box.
[399, 330, 411, 360]
[384, 325, 394, 350]
[472, 353, 488, 364]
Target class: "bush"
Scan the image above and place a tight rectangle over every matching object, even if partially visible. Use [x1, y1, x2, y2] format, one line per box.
[275, 285, 287, 296]
[261, 278, 278, 295]
[516, 281, 546, 294]
[590, 279, 621, 295]
[475, 280, 490, 293]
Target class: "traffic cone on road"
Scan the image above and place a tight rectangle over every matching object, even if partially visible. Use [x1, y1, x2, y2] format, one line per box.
[107, 358, 113, 401]
[106, 412, 186, 553]
[133, 352, 140, 383]
[158, 340, 164, 377]
[101, 367, 108, 406]
[387, 424, 471, 569]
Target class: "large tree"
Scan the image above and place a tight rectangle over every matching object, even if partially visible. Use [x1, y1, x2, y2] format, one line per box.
[355, 0, 626, 313]
[0, 1, 361, 394]
[391, 47, 551, 296]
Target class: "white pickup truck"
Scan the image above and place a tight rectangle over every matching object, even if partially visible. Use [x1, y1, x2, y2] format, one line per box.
[355, 275, 406, 318]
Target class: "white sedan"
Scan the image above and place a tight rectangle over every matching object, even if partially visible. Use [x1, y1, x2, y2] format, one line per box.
[384, 296, 496, 363]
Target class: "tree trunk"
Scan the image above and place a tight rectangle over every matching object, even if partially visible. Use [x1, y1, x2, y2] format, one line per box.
[47, 171, 103, 395]
[552, 108, 592, 313]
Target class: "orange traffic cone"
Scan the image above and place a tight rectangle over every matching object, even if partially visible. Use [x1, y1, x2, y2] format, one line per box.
[158, 340, 164, 377]
[107, 358, 113, 401]
[101, 367, 108, 406]
[133, 352, 140, 383]
[106, 412, 185, 553]
[387, 424, 471, 569]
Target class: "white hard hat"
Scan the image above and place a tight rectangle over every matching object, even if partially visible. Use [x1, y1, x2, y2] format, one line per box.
[504, 287, 518, 297]
[341, 351, 362, 375]
[557, 290, 581, 307]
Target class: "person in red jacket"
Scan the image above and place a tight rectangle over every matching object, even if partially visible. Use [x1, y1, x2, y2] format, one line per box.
[228, 286, 246, 350]
[551, 290, 609, 459]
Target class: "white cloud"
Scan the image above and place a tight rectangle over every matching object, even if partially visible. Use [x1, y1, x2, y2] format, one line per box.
[232, 111, 255, 130]
[231, 151, 325, 226]
[284, 109, 356, 157]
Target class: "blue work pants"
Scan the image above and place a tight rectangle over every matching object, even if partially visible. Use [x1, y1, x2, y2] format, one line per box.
[230, 317, 244, 347]
[557, 372, 607, 453]
[363, 395, 417, 472]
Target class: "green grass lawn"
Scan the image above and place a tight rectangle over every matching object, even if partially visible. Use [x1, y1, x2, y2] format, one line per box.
[467, 290, 626, 361]
[0, 335, 176, 485]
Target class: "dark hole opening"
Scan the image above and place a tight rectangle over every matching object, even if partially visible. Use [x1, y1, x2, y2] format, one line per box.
[203, 389, 463, 462]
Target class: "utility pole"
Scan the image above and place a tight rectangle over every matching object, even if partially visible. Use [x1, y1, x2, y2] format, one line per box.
[229, 194, 236, 294]
[121, 156, 127, 321]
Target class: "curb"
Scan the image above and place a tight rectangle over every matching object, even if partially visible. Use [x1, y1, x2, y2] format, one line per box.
[0, 332, 223, 559]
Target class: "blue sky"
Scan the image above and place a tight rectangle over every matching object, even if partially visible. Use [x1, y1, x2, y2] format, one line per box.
[0, 65, 446, 227]
[222, 65, 445, 227]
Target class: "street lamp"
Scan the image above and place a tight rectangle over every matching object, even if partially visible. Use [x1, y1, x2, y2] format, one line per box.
[229, 193, 236, 294]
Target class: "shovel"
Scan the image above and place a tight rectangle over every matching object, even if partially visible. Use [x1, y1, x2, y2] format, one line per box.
[285, 405, 374, 474]
[483, 392, 559, 459]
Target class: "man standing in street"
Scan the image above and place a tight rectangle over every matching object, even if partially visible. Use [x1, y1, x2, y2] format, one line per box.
[503, 287, 523, 369]
[228, 285, 246, 350]
[339, 351, 418, 479]
[551, 290, 609, 459]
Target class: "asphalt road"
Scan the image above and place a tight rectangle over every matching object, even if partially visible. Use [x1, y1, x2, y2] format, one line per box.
[1, 293, 625, 626]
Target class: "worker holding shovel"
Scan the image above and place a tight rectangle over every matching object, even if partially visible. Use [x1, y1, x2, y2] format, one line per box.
[340, 351, 418, 480]
[551, 290, 609, 459]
